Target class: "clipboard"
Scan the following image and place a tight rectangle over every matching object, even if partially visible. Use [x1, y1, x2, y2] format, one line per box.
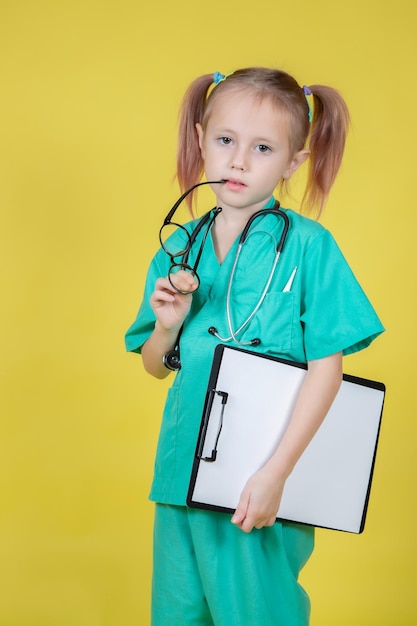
[187, 344, 385, 534]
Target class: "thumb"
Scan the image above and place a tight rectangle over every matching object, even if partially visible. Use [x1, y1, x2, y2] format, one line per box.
[231, 492, 250, 525]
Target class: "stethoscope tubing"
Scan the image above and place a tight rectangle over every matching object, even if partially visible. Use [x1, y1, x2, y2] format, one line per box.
[163, 202, 290, 368]
[222, 248, 282, 343]
[212, 205, 289, 345]
[239, 206, 289, 250]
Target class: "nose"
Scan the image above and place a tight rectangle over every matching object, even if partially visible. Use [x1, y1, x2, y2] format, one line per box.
[230, 146, 247, 171]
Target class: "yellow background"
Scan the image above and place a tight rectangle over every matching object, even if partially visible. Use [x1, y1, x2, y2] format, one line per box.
[1, 0, 416, 624]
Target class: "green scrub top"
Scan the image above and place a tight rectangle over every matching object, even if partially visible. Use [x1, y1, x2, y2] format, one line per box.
[125, 199, 384, 506]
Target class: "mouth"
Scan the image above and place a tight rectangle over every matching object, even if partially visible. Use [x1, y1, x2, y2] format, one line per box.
[224, 178, 247, 190]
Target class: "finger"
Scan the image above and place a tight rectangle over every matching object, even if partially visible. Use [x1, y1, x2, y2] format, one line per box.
[239, 516, 256, 533]
[152, 278, 176, 296]
[236, 506, 267, 533]
[253, 513, 277, 530]
[151, 287, 176, 300]
[150, 289, 176, 306]
[169, 271, 198, 294]
[231, 494, 250, 527]
[152, 276, 190, 302]
[242, 512, 269, 532]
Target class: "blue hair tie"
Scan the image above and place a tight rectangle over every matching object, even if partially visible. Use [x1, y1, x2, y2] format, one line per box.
[302, 85, 313, 123]
[213, 71, 234, 86]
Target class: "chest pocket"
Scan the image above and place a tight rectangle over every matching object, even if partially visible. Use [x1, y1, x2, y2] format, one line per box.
[229, 290, 296, 353]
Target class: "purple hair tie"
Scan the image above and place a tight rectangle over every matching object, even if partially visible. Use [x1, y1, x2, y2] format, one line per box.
[302, 85, 313, 123]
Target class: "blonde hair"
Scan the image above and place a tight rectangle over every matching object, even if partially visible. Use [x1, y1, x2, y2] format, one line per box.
[177, 67, 350, 217]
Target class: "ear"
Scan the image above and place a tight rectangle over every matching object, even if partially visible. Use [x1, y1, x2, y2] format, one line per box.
[195, 123, 205, 159]
[283, 149, 310, 179]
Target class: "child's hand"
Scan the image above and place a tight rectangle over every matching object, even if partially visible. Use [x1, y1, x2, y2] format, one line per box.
[150, 271, 198, 332]
[231, 467, 285, 533]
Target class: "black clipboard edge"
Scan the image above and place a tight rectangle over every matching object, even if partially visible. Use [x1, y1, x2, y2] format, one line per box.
[356, 390, 386, 532]
[221, 344, 386, 392]
[186, 346, 226, 512]
[186, 344, 386, 534]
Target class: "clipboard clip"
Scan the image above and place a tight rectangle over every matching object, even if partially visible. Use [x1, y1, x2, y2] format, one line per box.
[197, 390, 228, 462]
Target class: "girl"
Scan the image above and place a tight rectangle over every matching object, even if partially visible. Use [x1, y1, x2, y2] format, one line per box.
[125, 67, 384, 626]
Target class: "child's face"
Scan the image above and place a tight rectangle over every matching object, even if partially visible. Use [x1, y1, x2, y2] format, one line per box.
[196, 88, 308, 215]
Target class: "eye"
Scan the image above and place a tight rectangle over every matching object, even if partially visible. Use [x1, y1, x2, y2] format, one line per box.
[219, 136, 233, 145]
[256, 144, 271, 154]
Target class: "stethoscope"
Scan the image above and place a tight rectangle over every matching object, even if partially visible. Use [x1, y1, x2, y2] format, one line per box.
[207, 204, 289, 347]
[163, 202, 290, 371]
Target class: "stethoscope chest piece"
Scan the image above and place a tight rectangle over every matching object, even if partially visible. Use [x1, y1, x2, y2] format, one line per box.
[162, 349, 182, 371]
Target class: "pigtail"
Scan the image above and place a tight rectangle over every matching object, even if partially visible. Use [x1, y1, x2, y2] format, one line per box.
[303, 85, 350, 215]
[177, 74, 214, 213]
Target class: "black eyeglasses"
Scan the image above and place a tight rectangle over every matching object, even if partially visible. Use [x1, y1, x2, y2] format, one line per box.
[159, 181, 224, 295]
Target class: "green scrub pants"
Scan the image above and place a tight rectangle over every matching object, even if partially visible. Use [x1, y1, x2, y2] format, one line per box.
[152, 504, 314, 626]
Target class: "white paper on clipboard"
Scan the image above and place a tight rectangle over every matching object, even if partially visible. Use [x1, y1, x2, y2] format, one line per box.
[187, 345, 385, 533]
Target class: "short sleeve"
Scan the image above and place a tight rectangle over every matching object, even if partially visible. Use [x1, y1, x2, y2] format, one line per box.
[125, 251, 167, 354]
[300, 229, 384, 360]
